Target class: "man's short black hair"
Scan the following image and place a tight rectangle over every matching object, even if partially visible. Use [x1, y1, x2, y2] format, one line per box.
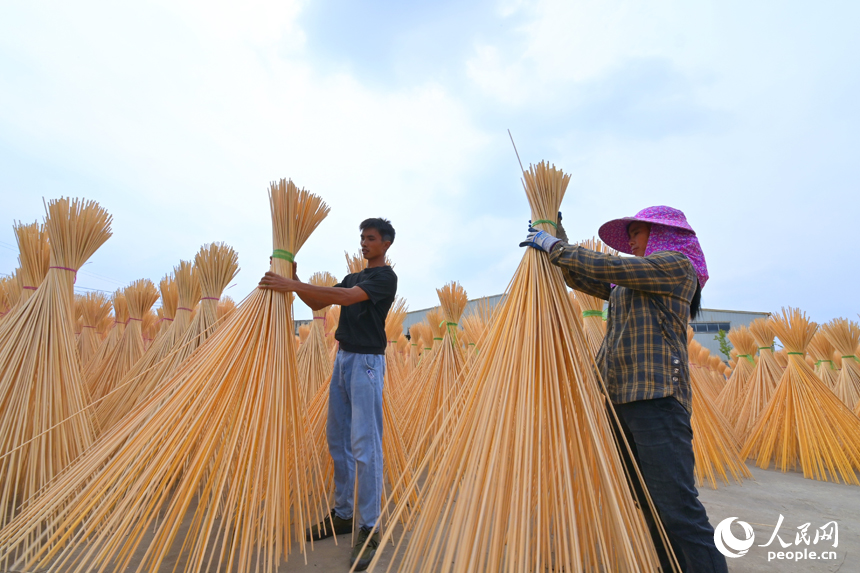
[360, 218, 395, 244]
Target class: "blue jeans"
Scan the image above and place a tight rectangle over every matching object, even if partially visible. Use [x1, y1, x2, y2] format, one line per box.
[327, 350, 385, 529]
[614, 397, 728, 573]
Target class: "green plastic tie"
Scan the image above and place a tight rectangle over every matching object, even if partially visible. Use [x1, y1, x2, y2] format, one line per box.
[582, 310, 604, 318]
[843, 355, 859, 363]
[815, 359, 835, 370]
[272, 249, 294, 263]
[787, 352, 804, 356]
[758, 346, 774, 351]
[532, 219, 558, 229]
[737, 354, 755, 365]
[432, 337, 443, 341]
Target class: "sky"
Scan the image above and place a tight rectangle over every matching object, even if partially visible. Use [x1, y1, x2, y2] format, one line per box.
[1, 0, 858, 323]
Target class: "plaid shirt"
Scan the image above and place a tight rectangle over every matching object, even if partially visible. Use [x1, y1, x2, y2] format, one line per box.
[549, 244, 696, 413]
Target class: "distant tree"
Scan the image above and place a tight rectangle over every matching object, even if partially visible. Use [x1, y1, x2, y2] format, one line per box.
[715, 329, 732, 361]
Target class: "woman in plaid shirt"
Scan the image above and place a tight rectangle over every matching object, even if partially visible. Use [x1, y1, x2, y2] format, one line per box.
[523, 206, 727, 573]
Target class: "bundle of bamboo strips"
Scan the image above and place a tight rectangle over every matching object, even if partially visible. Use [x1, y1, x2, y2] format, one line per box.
[733, 318, 782, 442]
[707, 355, 728, 393]
[12, 221, 50, 308]
[324, 303, 340, 360]
[141, 309, 159, 351]
[380, 298, 421, 517]
[0, 198, 111, 537]
[77, 292, 112, 368]
[86, 289, 127, 371]
[572, 238, 615, 356]
[0, 179, 330, 573]
[774, 348, 788, 368]
[367, 162, 662, 572]
[820, 318, 860, 410]
[808, 331, 839, 389]
[740, 307, 860, 484]
[156, 272, 178, 340]
[85, 279, 159, 404]
[0, 276, 14, 320]
[298, 323, 311, 345]
[297, 271, 337, 402]
[402, 282, 468, 465]
[687, 331, 751, 489]
[715, 325, 757, 426]
[97, 243, 239, 432]
[169, 260, 201, 347]
[217, 295, 237, 320]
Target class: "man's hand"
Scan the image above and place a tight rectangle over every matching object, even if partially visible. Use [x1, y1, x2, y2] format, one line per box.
[259, 271, 296, 292]
[520, 226, 561, 253]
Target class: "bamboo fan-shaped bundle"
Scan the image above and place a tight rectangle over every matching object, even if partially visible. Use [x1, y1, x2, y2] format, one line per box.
[715, 326, 757, 426]
[774, 348, 788, 368]
[0, 198, 111, 535]
[12, 221, 50, 307]
[733, 318, 783, 442]
[410, 322, 432, 361]
[97, 243, 240, 433]
[77, 292, 112, 368]
[369, 162, 661, 572]
[807, 332, 838, 388]
[85, 279, 159, 404]
[86, 290, 127, 371]
[688, 342, 720, 404]
[217, 295, 237, 320]
[740, 308, 860, 484]
[820, 318, 860, 411]
[297, 271, 337, 402]
[460, 297, 495, 368]
[0, 276, 14, 320]
[324, 304, 341, 361]
[168, 260, 201, 348]
[571, 289, 606, 358]
[0, 179, 331, 573]
[572, 238, 615, 356]
[383, 297, 410, 399]
[345, 250, 394, 274]
[6, 268, 24, 311]
[402, 282, 469, 466]
[707, 355, 728, 393]
[141, 309, 159, 351]
[379, 298, 421, 516]
[298, 323, 311, 345]
[686, 331, 751, 489]
[156, 273, 178, 340]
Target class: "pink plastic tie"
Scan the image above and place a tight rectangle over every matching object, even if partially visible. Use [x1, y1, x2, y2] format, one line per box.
[49, 266, 78, 283]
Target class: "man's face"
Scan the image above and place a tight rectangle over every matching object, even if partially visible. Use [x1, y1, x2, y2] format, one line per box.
[361, 228, 390, 260]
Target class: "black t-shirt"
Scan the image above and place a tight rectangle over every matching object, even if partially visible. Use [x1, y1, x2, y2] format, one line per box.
[334, 265, 398, 355]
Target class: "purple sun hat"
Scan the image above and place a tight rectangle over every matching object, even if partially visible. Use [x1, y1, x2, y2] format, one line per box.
[598, 205, 709, 288]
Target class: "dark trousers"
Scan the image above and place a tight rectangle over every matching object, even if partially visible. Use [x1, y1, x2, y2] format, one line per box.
[614, 397, 728, 573]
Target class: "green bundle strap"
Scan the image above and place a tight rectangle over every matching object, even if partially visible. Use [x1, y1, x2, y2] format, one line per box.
[272, 249, 294, 263]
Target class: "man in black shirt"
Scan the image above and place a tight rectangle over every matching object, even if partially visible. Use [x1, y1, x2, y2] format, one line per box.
[259, 218, 397, 571]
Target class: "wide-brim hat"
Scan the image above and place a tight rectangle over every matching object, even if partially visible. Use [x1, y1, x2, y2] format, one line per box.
[598, 205, 696, 254]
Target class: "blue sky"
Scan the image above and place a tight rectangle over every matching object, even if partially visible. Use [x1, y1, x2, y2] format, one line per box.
[1, 0, 858, 323]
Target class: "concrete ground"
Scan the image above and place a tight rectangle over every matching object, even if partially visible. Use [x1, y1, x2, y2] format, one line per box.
[698, 465, 859, 573]
[9, 463, 858, 572]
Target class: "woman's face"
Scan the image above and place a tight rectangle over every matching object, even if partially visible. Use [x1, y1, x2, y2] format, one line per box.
[627, 221, 651, 257]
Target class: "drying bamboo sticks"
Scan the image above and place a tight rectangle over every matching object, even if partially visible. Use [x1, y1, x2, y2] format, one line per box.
[0, 179, 330, 573]
[820, 318, 860, 411]
[0, 198, 112, 538]
[740, 307, 860, 484]
[366, 162, 661, 572]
